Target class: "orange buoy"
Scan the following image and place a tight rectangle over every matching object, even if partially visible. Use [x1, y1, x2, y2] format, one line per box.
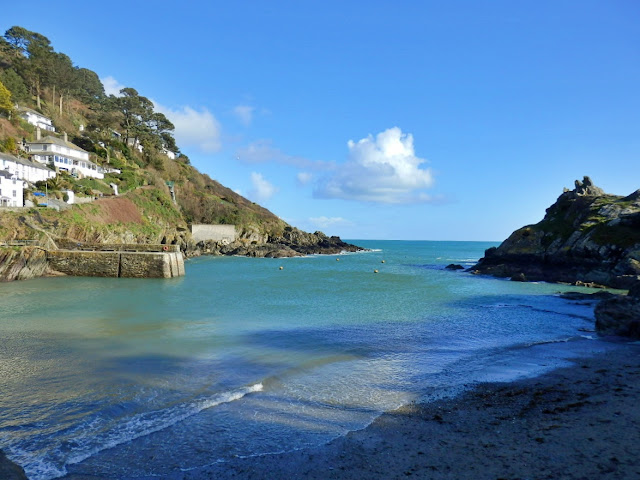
[162, 246, 169, 251]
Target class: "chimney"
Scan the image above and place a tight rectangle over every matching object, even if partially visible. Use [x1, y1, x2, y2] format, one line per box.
[63, 132, 68, 143]
[36, 127, 41, 140]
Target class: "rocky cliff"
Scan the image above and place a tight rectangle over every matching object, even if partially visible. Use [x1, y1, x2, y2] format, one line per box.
[0, 246, 51, 281]
[471, 177, 640, 289]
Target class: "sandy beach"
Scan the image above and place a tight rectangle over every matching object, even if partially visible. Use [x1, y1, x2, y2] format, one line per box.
[161, 340, 640, 480]
[1, 339, 633, 479]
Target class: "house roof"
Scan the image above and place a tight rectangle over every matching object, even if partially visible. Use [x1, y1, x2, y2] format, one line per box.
[0, 152, 55, 172]
[17, 106, 52, 120]
[27, 135, 89, 154]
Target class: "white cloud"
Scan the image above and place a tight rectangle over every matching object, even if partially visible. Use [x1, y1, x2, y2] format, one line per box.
[309, 216, 353, 229]
[249, 172, 278, 202]
[314, 127, 435, 204]
[101, 76, 125, 96]
[296, 172, 313, 186]
[236, 140, 333, 170]
[154, 102, 222, 153]
[233, 105, 254, 126]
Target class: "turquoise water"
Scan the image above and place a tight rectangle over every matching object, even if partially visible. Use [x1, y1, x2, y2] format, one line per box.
[0, 241, 611, 479]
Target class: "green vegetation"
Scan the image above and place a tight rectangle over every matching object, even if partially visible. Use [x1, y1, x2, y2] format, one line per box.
[0, 79, 12, 117]
[532, 191, 638, 249]
[0, 25, 290, 245]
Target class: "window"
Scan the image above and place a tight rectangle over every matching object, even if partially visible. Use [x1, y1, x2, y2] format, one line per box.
[12, 190, 16, 197]
[43, 145, 47, 151]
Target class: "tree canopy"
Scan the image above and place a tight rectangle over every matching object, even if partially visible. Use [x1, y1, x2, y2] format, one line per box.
[2, 26, 107, 111]
[0, 79, 13, 117]
[0, 25, 181, 167]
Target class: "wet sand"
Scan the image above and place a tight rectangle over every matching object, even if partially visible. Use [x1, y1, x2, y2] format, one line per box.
[172, 341, 640, 480]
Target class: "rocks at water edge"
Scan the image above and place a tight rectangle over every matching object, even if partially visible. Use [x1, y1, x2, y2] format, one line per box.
[0, 246, 50, 281]
[445, 264, 465, 270]
[0, 450, 27, 480]
[595, 281, 640, 338]
[471, 177, 640, 290]
[192, 226, 363, 258]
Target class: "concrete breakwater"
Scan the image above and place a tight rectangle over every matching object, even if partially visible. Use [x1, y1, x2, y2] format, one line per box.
[47, 244, 185, 279]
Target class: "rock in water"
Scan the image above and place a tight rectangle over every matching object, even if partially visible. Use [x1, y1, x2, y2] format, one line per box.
[0, 450, 28, 480]
[445, 264, 464, 270]
[595, 281, 640, 338]
[471, 177, 640, 289]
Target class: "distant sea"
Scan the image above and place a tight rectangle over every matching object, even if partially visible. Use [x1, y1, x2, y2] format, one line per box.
[0, 240, 616, 479]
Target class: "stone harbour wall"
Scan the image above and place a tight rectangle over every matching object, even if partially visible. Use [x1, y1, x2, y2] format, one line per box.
[47, 249, 185, 279]
[48, 250, 120, 277]
[120, 251, 185, 278]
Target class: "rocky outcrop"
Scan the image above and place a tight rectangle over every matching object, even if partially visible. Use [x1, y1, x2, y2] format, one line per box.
[0, 450, 28, 480]
[471, 177, 640, 289]
[445, 264, 465, 270]
[0, 246, 51, 281]
[189, 226, 363, 258]
[595, 281, 640, 338]
[271, 227, 362, 255]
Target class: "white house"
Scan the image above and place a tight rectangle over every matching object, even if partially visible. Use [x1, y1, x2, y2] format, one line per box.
[17, 107, 55, 132]
[0, 170, 24, 207]
[0, 152, 56, 184]
[126, 137, 144, 153]
[27, 133, 104, 180]
[162, 147, 176, 160]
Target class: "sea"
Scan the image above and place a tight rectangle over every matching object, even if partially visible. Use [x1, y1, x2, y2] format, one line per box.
[0, 240, 620, 479]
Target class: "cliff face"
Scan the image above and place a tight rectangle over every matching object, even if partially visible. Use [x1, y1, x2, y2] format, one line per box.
[0, 246, 51, 282]
[471, 177, 640, 289]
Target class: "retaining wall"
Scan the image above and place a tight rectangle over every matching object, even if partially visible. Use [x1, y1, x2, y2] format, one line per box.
[190, 224, 237, 243]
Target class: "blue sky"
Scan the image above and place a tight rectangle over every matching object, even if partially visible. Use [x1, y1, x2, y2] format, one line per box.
[4, 1, 639, 240]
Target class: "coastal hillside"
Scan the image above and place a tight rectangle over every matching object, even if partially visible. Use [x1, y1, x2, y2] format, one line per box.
[471, 176, 640, 289]
[0, 26, 359, 271]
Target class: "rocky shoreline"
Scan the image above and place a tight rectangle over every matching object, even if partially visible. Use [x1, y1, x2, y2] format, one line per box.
[470, 177, 640, 339]
[189, 227, 363, 259]
[0, 230, 364, 282]
[0, 246, 51, 282]
[471, 177, 640, 290]
[0, 450, 27, 480]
